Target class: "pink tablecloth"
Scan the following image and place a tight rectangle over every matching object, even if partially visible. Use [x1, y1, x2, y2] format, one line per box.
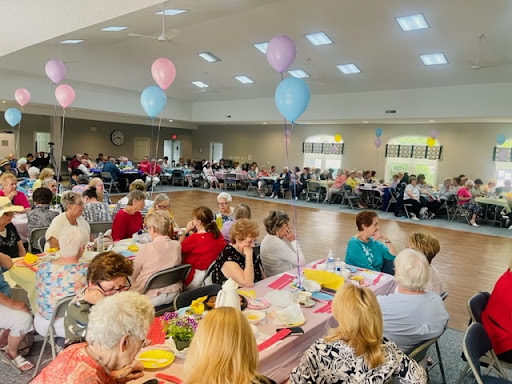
[12, 213, 28, 243]
[215, 171, 248, 181]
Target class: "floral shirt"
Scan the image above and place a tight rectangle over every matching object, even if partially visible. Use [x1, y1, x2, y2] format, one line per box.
[82, 202, 112, 222]
[211, 244, 263, 286]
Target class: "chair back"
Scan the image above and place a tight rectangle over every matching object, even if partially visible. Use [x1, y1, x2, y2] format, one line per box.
[141, 264, 191, 294]
[307, 181, 321, 192]
[51, 295, 75, 322]
[468, 292, 490, 324]
[28, 226, 49, 253]
[89, 221, 113, 237]
[198, 260, 218, 287]
[38, 237, 46, 253]
[408, 336, 440, 362]
[174, 284, 222, 310]
[463, 322, 494, 383]
[343, 184, 353, 192]
[172, 170, 184, 178]
[100, 172, 113, 182]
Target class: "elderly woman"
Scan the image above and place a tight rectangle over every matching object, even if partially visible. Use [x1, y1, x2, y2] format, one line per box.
[290, 284, 427, 384]
[131, 211, 182, 306]
[111, 190, 144, 241]
[323, 169, 345, 203]
[27, 188, 59, 253]
[211, 218, 265, 287]
[42, 177, 62, 209]
[0, 172, 30, 212]
[88, 177, 110, 204]
[19, 166, 40, 190]
[456, 179, 480, 227]
[147, 193, 175, 237]
[64, 252, 133, 343]
[482, 179, 497, 196]
[377, 249, 449, 353]
[407, 232, 443, 294]
[45, 191, 92, 250]
[180, 206, 226, 289]
[345, 211, 396, 273]
[203, 161, 220, 189]
[260, 211, 306, 277]
[438, 177, 455, 202]
[35, 226, 89, 338]
[270, 167, 290, 199]
[0, 196, 26, 259]
[403, 176, 423, 221]
[32, 292, 152, 384]
[16, 158, 29, 178]
[32, 167, 54, 191]
[221, 204, 251, 244]
[215, 192, 234, 224]
[256, 166, 270, 198]
[112, 179, 152, 216]
[82, 187, 112, 222]
[185, 307, 275, 384]
[470, 178, 485, 197]
[71, 174, 90, 194]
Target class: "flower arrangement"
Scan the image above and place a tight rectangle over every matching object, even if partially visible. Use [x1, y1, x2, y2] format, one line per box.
[162, 311, 199, 342]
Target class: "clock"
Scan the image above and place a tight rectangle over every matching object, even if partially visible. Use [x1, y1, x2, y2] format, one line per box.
[111, 130, 125, 146]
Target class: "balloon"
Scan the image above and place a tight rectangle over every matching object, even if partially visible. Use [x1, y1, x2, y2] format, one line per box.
[497, 134, 506, 145]
[284, 129, 291, 137]
[266, 35, 296, 73]
[140, 85, 167, 118]
[14, 88, 30, 107]
[426, 137, 436, 147]
[4, 108, 21, 127]
[429, 129, 438, 139]
[274, 77, 310, 123]
[334, 134, 342, 142]
[374, 138, 382, 148]
[151, 58, 176, 90]
[375, 128, 382, 138]
[45, 59, 67, 84]
[498, 148, 508, 161]
[55, 84, 75, 109]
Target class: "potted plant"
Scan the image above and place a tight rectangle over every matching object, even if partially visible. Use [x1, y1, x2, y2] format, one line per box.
[162, 311, 199, 351]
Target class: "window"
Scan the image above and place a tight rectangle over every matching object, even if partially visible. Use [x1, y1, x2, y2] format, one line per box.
[495, 139, 512, 187]
[303, 135, 343, 172]
[209, 142, 223, 164]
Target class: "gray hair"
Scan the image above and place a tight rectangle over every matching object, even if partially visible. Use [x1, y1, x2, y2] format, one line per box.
[465, 179, 475, 188]
[61, 191, 82, 211]
[127, 190, 146, 205]
[77, 174, 89, 184]
[217, 192, 232, 203]
[42, 178, 56, 188]
[394, 249, 430, 292]
[59, 226, 89, 258]
[17, 158, 27, 165]
[263, 210, 290, 235]
[152, 193, 169, 208]
[233, 204, 251, 220]
[145, 211, 170, 236]
[109, 157, 116, 163]
[28, 166, 40, 178]
[86, 292, 154, 349]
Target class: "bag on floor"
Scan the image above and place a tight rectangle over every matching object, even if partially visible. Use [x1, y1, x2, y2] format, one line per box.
[419, 207, 429, 220]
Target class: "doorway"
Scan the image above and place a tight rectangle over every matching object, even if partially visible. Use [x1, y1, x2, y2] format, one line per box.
[134, 138, 151, 162]
[164, 140, 181, 163]
[209, 142, 223, 164]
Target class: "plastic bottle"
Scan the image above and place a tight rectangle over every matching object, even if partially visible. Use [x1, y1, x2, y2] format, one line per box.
[97, 232, 104, 252]
[335, 258, 343, 275]
[326, 250, 335, 272]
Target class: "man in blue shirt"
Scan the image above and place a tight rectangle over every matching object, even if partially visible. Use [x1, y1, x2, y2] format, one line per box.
[102, 157, 126, 191]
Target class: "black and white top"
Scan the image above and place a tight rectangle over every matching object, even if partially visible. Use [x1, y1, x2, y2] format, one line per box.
[290, 338, 427, 384]
[210, 244, 264, 285]
[0, 223, 21, 258]
[27, 206, 59, 251]
[82, 202, 112, 223]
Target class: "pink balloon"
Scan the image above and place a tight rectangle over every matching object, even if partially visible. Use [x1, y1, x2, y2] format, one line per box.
[284, 136, 290, 145]
[14, 88, 31, 107]
[429, 129, 438, 139]
[374, 138, 382, 148]
[45, 59, 67, 84]
[55, 84, 75, 109]
[284, 129, 291, 137]
[498, 148, 508, 161]
[151, 58, 176, 90]
[266, 35, 296, 73]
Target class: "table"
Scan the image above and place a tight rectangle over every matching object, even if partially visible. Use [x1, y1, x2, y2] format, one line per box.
[132, 264, 395, 384]
[475, 196, 511, 226]
[214, 171, 247, 181]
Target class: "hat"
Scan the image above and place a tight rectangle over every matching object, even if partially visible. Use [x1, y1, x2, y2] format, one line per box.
[0, 197, 23, 216]
[349, 168, 357, 174]
[0, 159, 10, 167]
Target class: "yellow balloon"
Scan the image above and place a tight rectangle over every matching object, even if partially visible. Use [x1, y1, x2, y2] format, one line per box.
[334, 134, 342, 143]
[426, 137, 435, 147]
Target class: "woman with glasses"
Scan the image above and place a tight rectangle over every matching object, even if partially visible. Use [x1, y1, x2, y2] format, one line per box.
[88, 177, 110, 204]
[147, 193, 176, 237]
[45, 191, 92, 251]
[215, 192, 234, 225]
[64, 252, 133, 344]
[35, 226, 89, 339]
[0, 172, 30, 213]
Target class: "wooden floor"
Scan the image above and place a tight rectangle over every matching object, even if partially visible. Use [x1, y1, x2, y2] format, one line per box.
[116, 189, 511, 332]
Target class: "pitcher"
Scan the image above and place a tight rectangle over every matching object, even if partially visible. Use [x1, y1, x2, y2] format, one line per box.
[215, 278, 240, 310]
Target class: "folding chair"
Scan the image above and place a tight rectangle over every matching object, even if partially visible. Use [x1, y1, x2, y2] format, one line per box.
[246, 180, 258, 196]
[403, 203, 412, 219]
[306, 181, 323, 203]
[341, 185, 360, 210]
[28, 226, 49, 253]
[408, 332, 447, 384]
[172, 170, 185, 186]
[198, 261, 217, 288]
[437, 195, 457, 220]
[174, 284, 222, 310]
[188, 170, 204, 187]
[88, 221, 113, 238]
[100, 172, 120, 193]
[224, 173, 237, 191]
[451, 197, 471, 224]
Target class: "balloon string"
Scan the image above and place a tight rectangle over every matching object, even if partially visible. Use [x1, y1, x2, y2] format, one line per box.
[149, 118, 155, 197]
[57, 109, 66, 183]
[15, 120, 21, 159]
[156, 116, 162, 158]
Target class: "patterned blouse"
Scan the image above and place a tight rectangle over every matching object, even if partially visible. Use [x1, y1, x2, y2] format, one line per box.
[290, 338, 427, 384]
[211, 244, 264, 285]
[28, 206, 59, 251]
[0, 223, 21, 258]
[82, 202, 112, 222]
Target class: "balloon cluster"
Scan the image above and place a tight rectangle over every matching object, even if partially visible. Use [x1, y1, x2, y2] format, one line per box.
[45, 59, 75, 109]
[426, 129, 437, 148]
[140, 58, 176, 118]
[374, 128, 382, 148]
[4, 88, 31, 127]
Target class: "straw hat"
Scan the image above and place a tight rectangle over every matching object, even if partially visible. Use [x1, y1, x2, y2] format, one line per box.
[349, 168, 357, 174]
[0, 196, 23, 216]
[0, 159, 10, 167]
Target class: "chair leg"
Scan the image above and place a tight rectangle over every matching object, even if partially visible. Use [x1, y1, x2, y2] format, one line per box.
[455, 363, 470, 384]
[49, 327, 56, 360]
[33, 334, 50, 378]
[435, 341, 447, 384]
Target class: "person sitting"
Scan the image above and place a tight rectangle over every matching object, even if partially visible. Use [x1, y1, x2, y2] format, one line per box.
[503, 179, 512, 193]
[438, 177, 455, 203]
[88, 177, 110, 204]
[112, 180, 152, 216]
[27, 188, 59, 253]
[270, 167, 290, 199]
[452, 176, 462, 192]
[42, 177, 62, 210]
[82, 153, 93, 168]
[144, 158, 161, 189]
[323, 169, 344, 203]
[456, 179, 480, 227]
[389, 173, 400, 188]
[345, 169, 358, 190]
[221, 204, 251, 244]
[215, 192, 234, 225]
[131, 211, 182, 306]
[16, 158, 29, 178]
[0, 172, 30, 212]
[67, 153, 82, 173]
[345, 211, 396, 272]
[71, 174, 90, 194]
[19, 166, 40, 190]
[102, 157, 126, 191]
[290, 284, 426, 384]
[256, 166, 270, 198]
[111, 190, 144, 241]
[482, 179, 497, 196]
[45, 191, 91, 250]
[377, 249, 449, 353]
[203, 161, 220, 189]
[260, 210, 305, 277]
[403, 176, 422, 221]
[0, 197, 27, 259]
[147, 193, 175, 238]
[211, 219, 265, 287]
[471, 178, 485, 197]
[32, 292, 152, 384]
[118, 156, 133, 169]
[481, 254, 512, 363]
[247, 163, 258, 189]
[179, 206, 226, 289]
[35, 226, 89, 338]
[81, 187, 112, 222]
[185, 307, 275, 384]
[64, 252, 133, 344]
[77, 159, 93, 177]
[355, 170, 365, 184]
[407, 232, 443, 294]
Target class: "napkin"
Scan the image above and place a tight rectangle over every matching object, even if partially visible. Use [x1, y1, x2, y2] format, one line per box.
[274, 304, 305, 326]
[303, 269, 344, 290]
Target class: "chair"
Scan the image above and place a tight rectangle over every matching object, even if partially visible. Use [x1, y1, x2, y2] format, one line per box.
[100, 172, 120, 193]
[188, 170, 204, 187]
[174, 284, 222, 310]
[246, 180, 258, 196]
[340, 185, 360, 210]
[385, 188, 397, 212]
[306, 181, 323, 203]
[38, 237, 46, 253]
[172, 169, 185, 186]
[28, 226, 49, 253]
[437, 195, 457, 220]
[408, 331, 447, 384]
[159, 172, 171, 185]
[451, 197, 471, 224]
[88, 221, 113, 238]
[224, 173, 237, 190]
[33, 295, 75, 377]
[403, 202, 412, 219]
[198, 260, 217, 288]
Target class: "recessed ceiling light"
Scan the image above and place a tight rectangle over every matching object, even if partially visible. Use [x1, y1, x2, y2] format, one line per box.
[420, 53, 448, 66]
[396, 13, 429, 32]
[363, 121, 369, 124]
[263, 122, 267, 125]
[253, 42, 268, 54]
[192, 81, 209, 88]
[100, 26, 128, 32]
[429, 120, 435, 123]
[234, 76, 254, 84]
[337, 63, 362, 74]
[169, 119, 173, 122]
[60, 39, 85, 44]
[305, 32, 333, 46]
[287, 69, 309, 78]
[197, 52, 221, 63]
[1, 100, 5, 104]
[155, 9, 188, 16]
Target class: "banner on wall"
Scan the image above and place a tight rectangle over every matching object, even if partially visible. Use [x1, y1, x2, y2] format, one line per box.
[385, 144, 443, 160]
[302, 142, 344, 155]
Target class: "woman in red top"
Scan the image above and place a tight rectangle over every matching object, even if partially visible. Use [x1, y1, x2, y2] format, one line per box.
[481, 256, 512, 363]
[456, 179, 480, 227]
[0, 172, 30, 213]
[179, 206, 226, 289]
[111, 190, 144, 241]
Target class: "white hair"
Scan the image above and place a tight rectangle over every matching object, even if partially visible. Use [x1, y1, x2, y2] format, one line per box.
[28, 167, 40, 178]
[86, 292, 154, 349]
[59, 226, 89, 257]
[42, 178, 56, 188]
[217, 192, 232, 203]
[17, 158, 27, 165]
[465, 179, 474, 187]
[394, 249, 430, 292]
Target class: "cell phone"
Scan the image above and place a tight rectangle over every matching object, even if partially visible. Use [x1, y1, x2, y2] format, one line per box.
[276, 327, 304, 335]
[142, 380, 159, 384]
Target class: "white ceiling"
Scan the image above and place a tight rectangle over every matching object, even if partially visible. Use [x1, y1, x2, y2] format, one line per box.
[1, 0, 512, 122]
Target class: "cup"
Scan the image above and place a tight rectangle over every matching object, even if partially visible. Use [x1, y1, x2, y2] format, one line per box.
[297, 291, 312, 305]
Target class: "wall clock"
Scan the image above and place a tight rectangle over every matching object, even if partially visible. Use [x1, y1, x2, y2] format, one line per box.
[111, 130, 125, 146]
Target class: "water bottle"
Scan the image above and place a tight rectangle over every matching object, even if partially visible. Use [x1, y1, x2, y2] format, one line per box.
[97, 232, 104, 252]
[335, 258, 343, 276]
[326, 250, 335, 272]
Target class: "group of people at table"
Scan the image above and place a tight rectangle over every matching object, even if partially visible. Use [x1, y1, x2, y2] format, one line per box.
[0, 171, 510, 383]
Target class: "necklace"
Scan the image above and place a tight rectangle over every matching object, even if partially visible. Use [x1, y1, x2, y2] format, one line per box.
[85, 345, 110, 375]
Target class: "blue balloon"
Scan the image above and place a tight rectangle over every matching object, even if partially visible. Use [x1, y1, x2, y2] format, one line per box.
[274, 77, 310, 123]
[497, 134, 506, 145]
[4, 107, 21, 127]
[375, 128, 382, 138]
[140, 86, 166, 118]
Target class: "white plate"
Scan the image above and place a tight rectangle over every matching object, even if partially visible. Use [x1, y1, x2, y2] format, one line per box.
[302, 279, 321, 292]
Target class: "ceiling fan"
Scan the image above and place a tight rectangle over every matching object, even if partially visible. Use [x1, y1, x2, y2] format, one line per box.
[129, 2, 180, 42]
[471, 33, 485, 70]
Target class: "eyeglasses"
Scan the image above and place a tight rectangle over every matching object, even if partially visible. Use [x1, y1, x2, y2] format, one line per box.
[96, 278, 131, 295]
[217, 202, 228, 206]
[157, 203, 169, 210]
[71, 201, 84, 206]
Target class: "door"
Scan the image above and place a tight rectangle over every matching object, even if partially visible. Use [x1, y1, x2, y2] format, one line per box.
[134, 138, 151, 162]
[209, 142, 223, 163]
[164, 140, 181, 163]
[34, 132, 51, 153]
[0, 133, 15, 158]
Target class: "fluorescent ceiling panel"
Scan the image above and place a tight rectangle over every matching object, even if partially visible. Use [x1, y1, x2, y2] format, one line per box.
[192, 81, 209, 88]
[60, 39, 84, 44]
[396, 13, 429, 31]
[100, 26, 128, 32]
[420, 53, 448, 65]
[234, 76, 254, 84]
[198, 52, 221, 62]
[336, 64, 361, 74]
[287, 69, 310, 78]
[305, 31, 333, 45]
[253, 42, 268, 54]
[155, 9, 187, 16]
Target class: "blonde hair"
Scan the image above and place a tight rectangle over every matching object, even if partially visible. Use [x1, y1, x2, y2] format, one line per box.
[0, 172, 17, 185]
[88, 177, 104, 202]
[229, 218, 259, 244]
[184, 307, 269, 384]
[407, 232, 440, 264]
[129, 179, 146, 192]
[152, 193, 169, 209]
[324, 284, 384, 368]
[145, 211, 170, 236]
[394, 249, 430, 292]
[38, 168, 54, 181]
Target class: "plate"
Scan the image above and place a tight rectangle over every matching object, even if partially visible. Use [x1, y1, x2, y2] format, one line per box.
[294, 299, 315, 308]
[204, 294, 248, 311]
[346, 266, 357, 273]
[137, 349, 175, 369]
[247, 298, 270, 310]
[285, 318, 306, 327]
[311, 292, 334, 302]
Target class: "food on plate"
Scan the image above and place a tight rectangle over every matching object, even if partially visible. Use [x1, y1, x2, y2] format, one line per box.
[204, 294, 248, 310]
[349, 275, 366, 285]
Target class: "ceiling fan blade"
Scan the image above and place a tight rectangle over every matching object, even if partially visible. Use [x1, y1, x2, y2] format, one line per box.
[129, 33, 158, 39]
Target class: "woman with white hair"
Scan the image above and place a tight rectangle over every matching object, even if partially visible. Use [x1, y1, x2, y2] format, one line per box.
[16, 158, 29, 178]
[456, 179, 480, 227]
[215, 192, 234, 224]
[42, 177, 62, 209]
[35, 226, 89, 338]
[147, 193, 175, 237]
[32, 292, 152, 384]
[19, 166, 40, 190]
[377, 249, 449, 353]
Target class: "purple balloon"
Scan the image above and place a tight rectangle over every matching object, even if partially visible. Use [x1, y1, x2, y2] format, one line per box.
[284, 129, 291, 137]
[45, 59, 67, 84]
[498, 148, 508, 161]
[430, 129, 438, 139]
[374, 138, 382, 148]
[266, 35, 296, 73]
